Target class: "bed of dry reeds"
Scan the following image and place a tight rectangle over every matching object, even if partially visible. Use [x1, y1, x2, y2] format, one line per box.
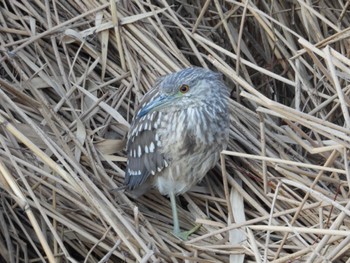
[1, 1, 350, 262]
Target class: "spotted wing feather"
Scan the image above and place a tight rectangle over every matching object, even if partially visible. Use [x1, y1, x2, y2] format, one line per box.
[125, 86, 167, 190]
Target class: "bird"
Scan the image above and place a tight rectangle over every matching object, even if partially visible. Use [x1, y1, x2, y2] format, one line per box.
[124, 67, 230, 239]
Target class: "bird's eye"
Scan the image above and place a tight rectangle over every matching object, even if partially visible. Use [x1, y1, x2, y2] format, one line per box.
[179, 84, 190, 93]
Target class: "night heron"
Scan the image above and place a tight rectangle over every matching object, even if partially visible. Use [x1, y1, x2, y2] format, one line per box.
[125, 67, 229, 239]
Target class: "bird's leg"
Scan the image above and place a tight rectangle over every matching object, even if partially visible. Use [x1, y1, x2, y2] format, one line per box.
[169, 191, 181, 236]
[169, 192, 201, 240]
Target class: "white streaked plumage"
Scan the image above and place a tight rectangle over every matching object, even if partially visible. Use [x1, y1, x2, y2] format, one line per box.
[125, 67, 229, 195]
[124, 67, 230, 237]
[149, 142, 155, 153]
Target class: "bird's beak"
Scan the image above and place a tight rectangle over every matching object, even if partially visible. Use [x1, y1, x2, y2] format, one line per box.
[137, 94, 177, 117]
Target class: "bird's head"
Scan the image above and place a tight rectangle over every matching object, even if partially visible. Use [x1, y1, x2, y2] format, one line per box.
[137, 67, 229, 117]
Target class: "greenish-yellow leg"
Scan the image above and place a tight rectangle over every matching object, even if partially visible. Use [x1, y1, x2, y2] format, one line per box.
[169, 192, 202, 240]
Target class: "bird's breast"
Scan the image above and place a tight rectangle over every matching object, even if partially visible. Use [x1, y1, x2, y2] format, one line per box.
[154, 105, 229, 195]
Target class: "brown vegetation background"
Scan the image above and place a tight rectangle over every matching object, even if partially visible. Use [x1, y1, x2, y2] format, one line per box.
[1, 1, 350, 262]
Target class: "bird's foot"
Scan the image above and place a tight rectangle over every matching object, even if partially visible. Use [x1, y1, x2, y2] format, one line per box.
[173, 224, 202, 240]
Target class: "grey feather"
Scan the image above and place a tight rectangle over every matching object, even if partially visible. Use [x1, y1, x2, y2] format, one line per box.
[124, 67, 230, 196]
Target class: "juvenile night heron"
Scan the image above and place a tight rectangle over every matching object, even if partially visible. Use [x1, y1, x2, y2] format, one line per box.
[125, 67, 229, 238]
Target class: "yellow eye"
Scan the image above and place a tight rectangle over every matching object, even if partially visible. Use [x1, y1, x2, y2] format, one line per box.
[179, 84, 190, 93]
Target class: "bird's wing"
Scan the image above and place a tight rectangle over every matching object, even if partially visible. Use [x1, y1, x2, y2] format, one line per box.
[125, 87, 168, 190]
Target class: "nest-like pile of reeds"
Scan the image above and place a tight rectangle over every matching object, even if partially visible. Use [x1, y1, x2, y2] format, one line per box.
[1, 1, 350, 262]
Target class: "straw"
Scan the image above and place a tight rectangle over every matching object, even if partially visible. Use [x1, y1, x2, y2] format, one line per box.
[1, 1, 350, 262]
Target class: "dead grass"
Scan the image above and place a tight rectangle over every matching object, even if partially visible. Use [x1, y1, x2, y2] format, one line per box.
[1, 0, 350, 262]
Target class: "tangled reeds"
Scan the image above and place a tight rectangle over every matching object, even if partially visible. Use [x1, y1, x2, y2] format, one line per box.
[1, 0, 350, 262]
